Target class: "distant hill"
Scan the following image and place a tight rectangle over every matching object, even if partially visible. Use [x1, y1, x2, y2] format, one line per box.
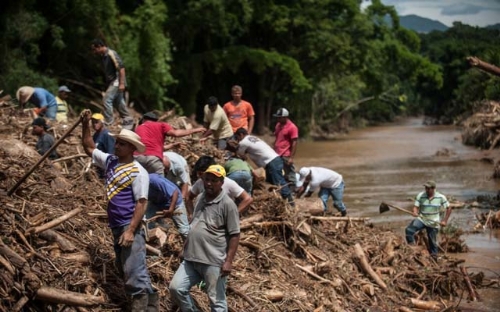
[486, 23, 500, 30]
[399, 15, 449, 33]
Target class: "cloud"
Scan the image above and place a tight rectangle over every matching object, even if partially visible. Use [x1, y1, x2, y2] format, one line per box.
[441, 3, 483, 15]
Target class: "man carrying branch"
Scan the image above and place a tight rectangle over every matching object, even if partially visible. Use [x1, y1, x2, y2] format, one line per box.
[81, 109, 158, 311]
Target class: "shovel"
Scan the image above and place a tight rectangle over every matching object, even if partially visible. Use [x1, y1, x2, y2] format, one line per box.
[379, 202, 415, 216]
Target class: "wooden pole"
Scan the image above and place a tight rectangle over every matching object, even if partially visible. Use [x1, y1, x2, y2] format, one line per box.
[7, 117, 82, 196]
[26, 208, 82, 235]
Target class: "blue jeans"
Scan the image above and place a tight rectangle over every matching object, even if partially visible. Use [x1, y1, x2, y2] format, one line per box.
[111, 224, 154, 296]
[318, 181, 347, 213]
[265, 157, 292, 200]
[405, 218, 439, 256]
[146, 201, 190, 239]
[103, 85, 133, 129]
[227, 170, 252, 194]
[169, 260, 228, 312]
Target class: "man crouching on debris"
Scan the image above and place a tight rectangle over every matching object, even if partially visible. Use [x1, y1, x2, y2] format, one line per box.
[169, 165, 240, 312]
[80, 109, 159, 311]
[406, 180, 452, 261]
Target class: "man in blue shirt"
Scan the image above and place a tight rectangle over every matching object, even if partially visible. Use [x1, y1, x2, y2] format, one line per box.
[17, 86, 58, 120]
[146, 173, 190, 239]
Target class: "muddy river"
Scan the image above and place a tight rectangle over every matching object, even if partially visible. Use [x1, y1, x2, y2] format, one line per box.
[293, 117, 500, 310]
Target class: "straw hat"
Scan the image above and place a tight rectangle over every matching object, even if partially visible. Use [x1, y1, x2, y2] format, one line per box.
[110, 129, 145, 153]
[16, 86, 35, 104]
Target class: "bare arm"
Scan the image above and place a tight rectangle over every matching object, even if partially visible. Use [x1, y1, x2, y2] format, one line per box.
[412, 206, 419, 217]
[221, 233, 240, 276]
[186, 191, 196, 220]
[164, 190, 178, 218]
[81, 110, 96, 156]
[441, 207, 452, 226]
[118, 68, 126, 91]
[289, 139, 298, 164]
[247, 115, 255, 134]
[181, 183, 189, 200]
[236, 191, 253, 215]
[118, 198, 147, 247]
[167, 128, 205, 137]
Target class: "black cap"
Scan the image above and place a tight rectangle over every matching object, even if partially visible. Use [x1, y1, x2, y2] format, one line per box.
[32, 117, 48, 129]
[142, 111, 159, 121]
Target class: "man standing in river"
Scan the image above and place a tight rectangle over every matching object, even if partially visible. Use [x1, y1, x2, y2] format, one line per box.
[405, 180, 451, 261]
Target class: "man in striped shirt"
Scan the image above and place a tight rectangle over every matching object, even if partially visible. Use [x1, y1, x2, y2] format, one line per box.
[81, 109, 158, 311]
[405, 180, 452, 260]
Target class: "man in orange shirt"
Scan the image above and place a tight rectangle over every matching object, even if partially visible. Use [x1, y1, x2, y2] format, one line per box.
[223, 85, 255, 133]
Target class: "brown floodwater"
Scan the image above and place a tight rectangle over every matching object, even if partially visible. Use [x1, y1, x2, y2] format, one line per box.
[293, 117, 500, 310]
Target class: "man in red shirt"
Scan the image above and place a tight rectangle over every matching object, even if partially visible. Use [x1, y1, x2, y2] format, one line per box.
[223, 85, 255, 133]
[273, 108, 298, 190]
[135, 112, 205, 175]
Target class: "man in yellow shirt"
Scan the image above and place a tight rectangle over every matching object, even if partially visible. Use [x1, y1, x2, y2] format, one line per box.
[201, 96, 234, 149]
[55, 85, 71, 122]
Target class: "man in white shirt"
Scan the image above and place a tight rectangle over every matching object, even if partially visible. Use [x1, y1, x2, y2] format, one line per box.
[296, 166, 347, 216]
[185, 156, 253, 218]
[232, 128, 294, 206]
[163, 151, 191, 200]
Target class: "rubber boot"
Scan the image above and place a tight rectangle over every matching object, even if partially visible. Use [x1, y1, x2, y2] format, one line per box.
[147, 292, 159, 312]
[131, 293, 149, 312]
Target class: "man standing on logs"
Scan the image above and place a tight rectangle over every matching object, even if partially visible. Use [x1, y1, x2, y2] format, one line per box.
[80, 109, 158, 311]
[273, 108, 298, 191]
[405, 180, 451, 261]
[169, 165, 240, 312]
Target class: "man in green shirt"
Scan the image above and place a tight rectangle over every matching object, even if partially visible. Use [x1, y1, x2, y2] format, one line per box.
[405, 180, 452, 260]
[224, 155, 254, 194]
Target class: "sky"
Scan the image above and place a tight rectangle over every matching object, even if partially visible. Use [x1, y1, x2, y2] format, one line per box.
[362, 0, 500, 27]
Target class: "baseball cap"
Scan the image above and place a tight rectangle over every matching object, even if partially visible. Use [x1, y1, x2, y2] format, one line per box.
[273, 108, 289, 117]
[58, 85, 71, 93]
[91, 113, 104, 121]
[423, 180, 436, 188]
[298, 167, 311, 184]
[142, 111, 159, 121]
[204, 165, 226, 178]
[32, 117, 48, 129]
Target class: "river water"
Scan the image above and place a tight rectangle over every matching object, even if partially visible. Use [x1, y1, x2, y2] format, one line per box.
[293, 117, 500, 310]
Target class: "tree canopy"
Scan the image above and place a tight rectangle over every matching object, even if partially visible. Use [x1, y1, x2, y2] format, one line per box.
[1, 0, 497, 134]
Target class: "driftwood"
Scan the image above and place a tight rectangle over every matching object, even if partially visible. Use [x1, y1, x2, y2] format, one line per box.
[409, 298, 444, 310]
[467, 56, 500, 77]
[460, 266, 480, 301]
[353, 243, 388, 290]
[52, 153, 88, 163]
[36, 286, 106, 306]
[240, 213, 264, 230]
[59, 252, 91, 264]
[309, 216, 369, 222]
[27, 208, 83, 235]
[38, 229, 76, 252]
[7, 117, 82, 196]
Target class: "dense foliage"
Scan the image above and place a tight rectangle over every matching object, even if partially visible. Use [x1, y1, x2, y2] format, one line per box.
[0, 1, 498, 134]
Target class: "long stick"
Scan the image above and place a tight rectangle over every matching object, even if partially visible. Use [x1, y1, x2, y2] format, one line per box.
[7, 117, 82, 196]
[26, 208, 82, 235]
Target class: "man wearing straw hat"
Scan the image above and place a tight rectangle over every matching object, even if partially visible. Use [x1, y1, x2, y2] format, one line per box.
[17, 86, 58, 121]
[80, 109, 158, 311]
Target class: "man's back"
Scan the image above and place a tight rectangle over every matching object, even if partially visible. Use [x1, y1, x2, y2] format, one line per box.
[135, 121, 173, 159]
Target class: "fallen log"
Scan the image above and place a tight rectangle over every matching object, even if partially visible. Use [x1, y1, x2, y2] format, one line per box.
[409, 298, 443, 310]
[59, 252, 91, 264]
[295, 264, 340, 287]
[353, 243, 387, 290]
[227, 285, 257, 308]
[11, 295, 29, 312]
[35, 286, 106, 306]
[27, 208, 83, 235]
[38, 229, 76, 252]
[240, 213, 264, 230]
[460, 266, 480, 301]
[309, 216, 369, 222]
[264, 290, 284, 302]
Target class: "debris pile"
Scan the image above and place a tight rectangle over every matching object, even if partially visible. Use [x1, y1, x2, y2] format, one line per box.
[0, 109, 498, 311]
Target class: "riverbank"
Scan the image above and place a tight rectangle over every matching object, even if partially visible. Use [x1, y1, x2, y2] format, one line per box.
[294, 117, 500, 310]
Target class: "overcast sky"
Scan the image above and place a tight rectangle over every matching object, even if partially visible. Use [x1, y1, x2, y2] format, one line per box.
[362, 0, 500, 27]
